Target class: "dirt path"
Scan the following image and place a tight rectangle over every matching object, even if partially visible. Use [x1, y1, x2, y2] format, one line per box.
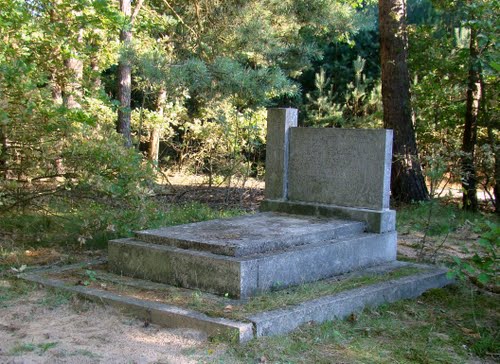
[0, 288, 228, 364]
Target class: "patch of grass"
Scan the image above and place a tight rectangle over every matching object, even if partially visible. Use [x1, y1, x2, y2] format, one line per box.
[162, 202, 244, 226]
[0, 278, 36, 307]
[38, 287, 74, 308]
[224, 283, 499, 363]
[397, 200, 497, 236]
[0, 201, 245, 252]
[37, 342, 58, 352]
[9, 343, 37, 355]
[9, 342, 58, 356]
[47, 265, 423, 320]
[231, 266, 423, 319]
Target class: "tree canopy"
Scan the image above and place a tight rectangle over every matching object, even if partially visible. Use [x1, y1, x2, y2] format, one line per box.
[0, 0, 498, 214]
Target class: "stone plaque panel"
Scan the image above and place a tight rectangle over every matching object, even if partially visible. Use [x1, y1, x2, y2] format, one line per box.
[287, 128, 392, 210]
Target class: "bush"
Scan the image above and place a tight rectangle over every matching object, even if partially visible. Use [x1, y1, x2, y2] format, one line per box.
[449, 221, 499, 292]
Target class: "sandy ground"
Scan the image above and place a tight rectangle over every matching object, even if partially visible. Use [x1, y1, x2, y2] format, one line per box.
[0, 288, 228, 364]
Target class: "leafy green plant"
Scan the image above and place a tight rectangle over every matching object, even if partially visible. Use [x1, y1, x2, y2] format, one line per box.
[83, 270, 97, 286]
[449, 221, 499, 291]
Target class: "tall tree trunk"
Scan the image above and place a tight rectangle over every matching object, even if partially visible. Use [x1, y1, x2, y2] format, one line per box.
[461, 26, 481, 211]
[494, 142, 500, 214]
[148, 88, 166, 165]
[63, 33, 83, 110]
[50, 72, 63, 104]
[487, 125, 499, 213]
[117, 0, 133, 148]
[90, 57, 102, 91]
[379, 0, 429, 203]
[49, 4, 63, 105]
[0, 125, 8, 179]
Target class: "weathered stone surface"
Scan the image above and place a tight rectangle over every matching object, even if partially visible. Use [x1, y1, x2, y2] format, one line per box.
[264, 108, 298, 200]
[108, 238, 243, 296]
[248, 266, 453, 337]
[260, 200, 396, 233]
[251, 231, 397, 293]
[135, 212, 366, 257]
[20, 262, 453, 342]
[287, 127, 393, 210]
[21, 272, 254, 343]
[109, 228, 397, 298]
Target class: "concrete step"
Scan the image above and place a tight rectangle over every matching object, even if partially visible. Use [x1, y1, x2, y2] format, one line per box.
[20, 261, 453, 343]
[108, 231, 397, 298]
[134, 212, 366, 257]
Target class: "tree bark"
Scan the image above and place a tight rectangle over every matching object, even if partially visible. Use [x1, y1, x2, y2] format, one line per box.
[63, 57, 83, 108]
[117, 0, 133, 148]
[49, 4, 63, 105]
[148, 88, 166, 165]
[379, 0, 429, 203]
[90, 57, 102, 91]
[487, 125, 499, 213]
[461, 26, 480, 211]
[494, 142, 500, 213]
[0, 125, 7, 179]
[50, 72, 63, 104]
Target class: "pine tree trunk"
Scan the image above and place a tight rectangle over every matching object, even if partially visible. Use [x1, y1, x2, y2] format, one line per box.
[117, 0, 133, 148]
[51, 72, 63, 105]
[494, 143, 500, 213]
[379, 0, 429, 203]
[63, 56, 83, 109]
[90, 57, 101, 91]
[0, 125, 7, 179]
[63, 16, 83, 109]
[461, 27, 480, 212]
[148, 129, 161, 165]
[49, 4, 63, 105]
[487, 125, 499, 213]
[147, 88, 166, 165]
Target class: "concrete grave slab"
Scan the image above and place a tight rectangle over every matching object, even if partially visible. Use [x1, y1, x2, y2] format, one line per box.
[110, 214, 397, 298]
[19, 261, 453, 343]
[135, 212, 366, 257]
[260, 199, 396, 233]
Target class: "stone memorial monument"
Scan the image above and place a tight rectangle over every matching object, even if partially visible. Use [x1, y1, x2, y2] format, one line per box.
[21, 108, 451, 342]
[108, 108, 400, 298]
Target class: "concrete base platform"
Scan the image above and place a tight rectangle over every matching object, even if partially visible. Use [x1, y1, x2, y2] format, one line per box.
[19, 261, 453, 343]
[109, 212, 398, 298]
[260, 200, 396, 233]
[109, 230, 397, 298]
[135, 212, 366, 257]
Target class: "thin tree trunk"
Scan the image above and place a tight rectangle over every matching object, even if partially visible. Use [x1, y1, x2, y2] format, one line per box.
[0, 125, 8, 179]
[117, 0, 133, 148]
[63, 58, 83, 108]
[49, 4, 63, 105]
[90, 57, 101, 91]
[461, 26, 481, 212]
[494, 141, 500, 213]
[148, 88, 166, 165]
[63, 21, 83, 109]
[487, 125, 499, 213]
[148, 129, 161, 164]
[51, 72, 63, 104]
[379, 0, 429, 203]
[480, 65, 498, 213]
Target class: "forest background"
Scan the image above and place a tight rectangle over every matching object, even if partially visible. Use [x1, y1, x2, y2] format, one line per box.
[0, 1, 499, 361]
[0, 0, 498, 287]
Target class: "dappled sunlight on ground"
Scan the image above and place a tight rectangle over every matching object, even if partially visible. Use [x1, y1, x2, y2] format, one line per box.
[0, 289, 226, 363]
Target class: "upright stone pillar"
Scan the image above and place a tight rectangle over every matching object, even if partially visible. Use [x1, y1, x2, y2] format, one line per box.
[265, 108, 298, 200]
